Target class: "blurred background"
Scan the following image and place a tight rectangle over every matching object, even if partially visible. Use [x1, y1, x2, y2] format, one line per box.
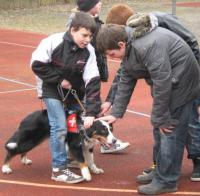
[0, 0, 199, 42]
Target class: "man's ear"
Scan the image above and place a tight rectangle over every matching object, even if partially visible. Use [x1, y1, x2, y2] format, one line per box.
[118, 41, 126, 49]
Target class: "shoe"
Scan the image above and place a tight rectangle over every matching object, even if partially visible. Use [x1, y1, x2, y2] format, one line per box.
[191, 157, 200, 181]
[136, 170, 155, 184]
[51, 168, 84, 184]
[138, 180, 177, 195]
[143, 164, 156, 175]
[67, 159, 79, 169]
[100, 139, 130, 154]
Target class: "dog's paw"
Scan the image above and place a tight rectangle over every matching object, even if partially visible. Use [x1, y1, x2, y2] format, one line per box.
[81, 167, 92, 181]
[21, 156, 32, 165]
[90, 164, 104, 174]
[2, 165, 12, 174]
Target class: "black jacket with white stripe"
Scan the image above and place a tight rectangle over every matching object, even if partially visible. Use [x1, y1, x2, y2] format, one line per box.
[31, 32, 101, 117]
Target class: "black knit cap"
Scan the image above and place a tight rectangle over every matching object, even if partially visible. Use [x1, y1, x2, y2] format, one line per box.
[77, 0, 100, 12]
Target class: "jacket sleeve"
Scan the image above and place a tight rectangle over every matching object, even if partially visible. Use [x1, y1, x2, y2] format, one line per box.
[111, 64, 137, 118]
[154, 12, 200, 64]
[83, 44, 101, 117]
[31, 37, 63, 84]
[140, 44, 176, 128]
[105, 66, 122, 104]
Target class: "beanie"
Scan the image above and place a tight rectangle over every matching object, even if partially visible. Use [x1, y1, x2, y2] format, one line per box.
[77, 0, 100, 12]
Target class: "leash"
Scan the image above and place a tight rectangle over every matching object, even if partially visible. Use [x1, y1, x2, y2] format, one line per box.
[57, 85, 92, 142]
[57, 85, 86, 113]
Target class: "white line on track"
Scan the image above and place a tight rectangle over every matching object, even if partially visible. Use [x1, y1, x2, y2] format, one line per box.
[0, 88, 36, 94]
[0, 179, 199, 195]
[0, 41, 36, 48]
[0, 76, 36, 87]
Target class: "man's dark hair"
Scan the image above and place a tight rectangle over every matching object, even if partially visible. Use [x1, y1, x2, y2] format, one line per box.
[97, 24, 127, 54]
[70, 12, 96, 34]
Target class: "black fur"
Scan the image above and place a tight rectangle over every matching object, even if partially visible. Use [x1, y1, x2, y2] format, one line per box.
[3, 110, 110, 166]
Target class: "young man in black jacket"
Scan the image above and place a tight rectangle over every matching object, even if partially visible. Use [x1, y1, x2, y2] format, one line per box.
[67, 0, 130, 154]
[31, 12, 100, 184]
[97, 23, 200, 195]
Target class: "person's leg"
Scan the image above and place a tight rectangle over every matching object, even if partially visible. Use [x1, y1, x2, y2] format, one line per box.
[136, 128, 159, 184]
[138, 100, 194, 195]
[44, 98, 84, 183]
[187, 98, 200, 181]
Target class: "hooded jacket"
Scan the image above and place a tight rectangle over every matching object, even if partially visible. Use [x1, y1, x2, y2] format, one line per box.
[111, 26, 200, 129]
[106, 12, 200, 104]
[31, 32, 101, 117]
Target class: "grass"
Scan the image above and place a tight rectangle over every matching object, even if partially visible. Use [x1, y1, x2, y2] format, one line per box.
[0, 0, 199, 43]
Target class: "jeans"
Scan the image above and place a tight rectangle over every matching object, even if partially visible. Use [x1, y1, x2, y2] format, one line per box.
[187, 98, 200, 159]
[44, 98, 80, 169]
[152, 99, 196, 186]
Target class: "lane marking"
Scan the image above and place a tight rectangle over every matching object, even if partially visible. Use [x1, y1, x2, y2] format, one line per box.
[126, 109, 150, 118]
[0, 76, 36, 87]
[0, 41, 36, 48]
[0, 179, 136, 193]
[0, 179, 199, 195]
[0, 88, 36, 94]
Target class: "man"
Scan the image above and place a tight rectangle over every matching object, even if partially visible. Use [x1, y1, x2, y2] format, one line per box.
[96, 23, 200, 194]
[31, 12, 100, 184]
[104, 3, 200, 182]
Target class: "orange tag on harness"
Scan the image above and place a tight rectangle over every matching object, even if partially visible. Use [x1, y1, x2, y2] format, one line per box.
[67, 113, 78, 133]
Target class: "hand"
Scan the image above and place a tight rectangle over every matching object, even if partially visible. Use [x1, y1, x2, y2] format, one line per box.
[97, 115, 117, 124]
[61, 79, 72, 89]
[99, 102, 112, 116]
[84, 116, 95, 129]
[160, 125, 175, 133]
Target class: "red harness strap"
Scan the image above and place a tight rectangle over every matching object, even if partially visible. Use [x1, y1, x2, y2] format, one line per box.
[67, 112, 78, 133]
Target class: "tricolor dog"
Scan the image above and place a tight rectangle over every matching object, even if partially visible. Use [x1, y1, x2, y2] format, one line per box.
[2, 110, 116, 181]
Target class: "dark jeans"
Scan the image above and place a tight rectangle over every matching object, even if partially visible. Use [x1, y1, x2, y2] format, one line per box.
[152, 99, 197, 186]
[187, 98, 200, 159]
[153, 98, 200, 163]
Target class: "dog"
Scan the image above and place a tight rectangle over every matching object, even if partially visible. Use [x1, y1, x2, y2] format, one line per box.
[2, 110, 116, 181]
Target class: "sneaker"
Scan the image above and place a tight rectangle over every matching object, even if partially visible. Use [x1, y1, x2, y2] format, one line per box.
[138, 180, 177, 195]
[136, 170, 155, 184]
[191, 157, 200, 181]
[67, 159, 79, 169]
[51, 168, 84, 184]
[143, 164, 156, 175]
[100, 139, 130, 154]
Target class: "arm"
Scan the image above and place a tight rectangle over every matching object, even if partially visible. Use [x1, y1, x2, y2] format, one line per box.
[31, 35, 64, 84]
[111, 64, 137, 118]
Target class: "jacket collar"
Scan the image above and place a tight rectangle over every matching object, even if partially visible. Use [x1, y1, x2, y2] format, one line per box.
[63, 31, 80, 52]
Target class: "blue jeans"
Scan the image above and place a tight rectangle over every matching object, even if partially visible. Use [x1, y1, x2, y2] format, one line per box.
[44, 98, 80, 169]
[187, 98, 200, 159]
[153, 98, 200, 164]
[152, 99, 196, 186]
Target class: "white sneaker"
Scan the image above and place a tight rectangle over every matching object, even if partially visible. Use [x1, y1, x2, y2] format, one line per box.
[100, 139, 130, 154]
[51, 168, 84, 184]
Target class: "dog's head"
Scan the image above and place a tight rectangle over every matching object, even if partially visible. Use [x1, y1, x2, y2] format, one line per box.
[86, 120, 116, 146]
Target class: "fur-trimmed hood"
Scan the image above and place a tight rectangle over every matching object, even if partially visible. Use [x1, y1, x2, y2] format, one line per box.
[126, 13, 158, 39]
